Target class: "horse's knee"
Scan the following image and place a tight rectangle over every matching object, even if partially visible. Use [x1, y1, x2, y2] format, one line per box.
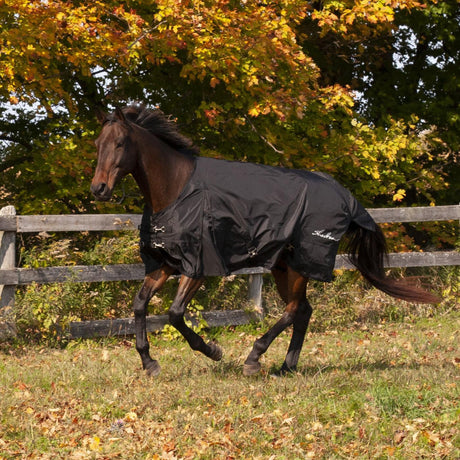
[291, 301, 312, 337]
[298, 300, 312, 320]
[305, 300, 313, 317]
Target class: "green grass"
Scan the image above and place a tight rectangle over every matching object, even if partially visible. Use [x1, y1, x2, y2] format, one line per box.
[1, 312, 459, 459]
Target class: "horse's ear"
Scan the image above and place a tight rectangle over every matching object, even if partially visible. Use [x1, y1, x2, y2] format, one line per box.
[96, 108, 107, 125]
[115, 107, 126, 123]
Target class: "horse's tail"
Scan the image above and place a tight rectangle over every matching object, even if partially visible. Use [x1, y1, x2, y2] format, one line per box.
[344, 223, 440, 304]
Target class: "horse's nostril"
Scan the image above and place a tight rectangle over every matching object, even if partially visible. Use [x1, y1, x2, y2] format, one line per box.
[98, 183, 107, 195]
[91, 182, 107, 197]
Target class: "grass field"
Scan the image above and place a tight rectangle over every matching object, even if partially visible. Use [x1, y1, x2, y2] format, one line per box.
[1, 311, 459, 459]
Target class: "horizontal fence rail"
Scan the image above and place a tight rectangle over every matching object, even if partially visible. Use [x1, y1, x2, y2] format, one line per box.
[1, 205, 459, 339]
[1, 252, 460, 287]
[1, 205, 459, 233]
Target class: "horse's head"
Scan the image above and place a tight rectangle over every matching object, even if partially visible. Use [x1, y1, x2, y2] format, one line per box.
[91, 108, 137, 201]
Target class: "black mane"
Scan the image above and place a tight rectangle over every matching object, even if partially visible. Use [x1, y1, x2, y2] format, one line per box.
[113, 105, 199, 156]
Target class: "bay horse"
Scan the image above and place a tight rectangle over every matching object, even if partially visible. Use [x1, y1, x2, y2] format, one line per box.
[91, 105, 439, 377]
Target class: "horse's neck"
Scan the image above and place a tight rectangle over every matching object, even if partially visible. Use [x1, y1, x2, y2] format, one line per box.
[132, 130, 195, 212]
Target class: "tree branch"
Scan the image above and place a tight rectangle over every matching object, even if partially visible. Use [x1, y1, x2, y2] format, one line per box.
[244, 116, 284, 155]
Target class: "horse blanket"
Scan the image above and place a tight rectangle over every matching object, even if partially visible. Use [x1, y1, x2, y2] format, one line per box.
[139, 157, 375, 281]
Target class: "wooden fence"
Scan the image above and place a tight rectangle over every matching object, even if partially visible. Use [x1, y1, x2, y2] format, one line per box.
[0, 204, 459, 339]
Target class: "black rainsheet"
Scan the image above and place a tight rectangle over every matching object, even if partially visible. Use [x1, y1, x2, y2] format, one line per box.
[140, 157, 375, 282]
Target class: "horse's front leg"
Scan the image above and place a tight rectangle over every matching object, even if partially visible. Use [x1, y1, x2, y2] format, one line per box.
[169, 275, 223, 361]
[134, 267, 173, 376]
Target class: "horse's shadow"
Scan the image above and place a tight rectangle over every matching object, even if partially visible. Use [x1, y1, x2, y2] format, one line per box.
[296, 358, 425, 377]
[206, 356, 429, 379]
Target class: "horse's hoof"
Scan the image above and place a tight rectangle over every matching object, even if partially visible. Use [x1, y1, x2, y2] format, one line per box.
[243, 362, 261, 376]
[207, 342, 223, 361]
[145, 360, 161, 377]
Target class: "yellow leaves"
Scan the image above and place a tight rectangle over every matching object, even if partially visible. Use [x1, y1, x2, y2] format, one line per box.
[55, 12, 66, 22]
[247, 74, 259, 87]
[89, 436, 102, 452]
[342, 114, 445, 203]
[311, 0, 423, 36]
[248, 106, 261, 117]
[154, 5, 176, 22]
[393, 189, 406, 202]
[0, 0, 145, 99]
[248, 103, 273, 118]
[147, 0, 317, 121]
[371, 169, 380, 180]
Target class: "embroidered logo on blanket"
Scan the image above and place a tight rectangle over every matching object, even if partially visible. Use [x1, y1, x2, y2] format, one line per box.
[312, 229, 340, 242]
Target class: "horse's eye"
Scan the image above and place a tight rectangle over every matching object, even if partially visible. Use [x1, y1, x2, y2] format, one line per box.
[116, 141, 124, 149]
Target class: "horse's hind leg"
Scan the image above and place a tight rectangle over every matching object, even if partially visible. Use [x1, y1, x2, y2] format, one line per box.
[134, 267, 173, 377]
[243, 266, 307, 376]
[272, 263, 312, 373]
[272, 261, 289, 303]
[168, 275, 223, 361]
[279, 298, 312, 373]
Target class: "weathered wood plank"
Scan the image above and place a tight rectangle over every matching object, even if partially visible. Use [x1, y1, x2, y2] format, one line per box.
[386, 251, 460, 268]
[0, 270, 19, 285]
[2, 251, 458, 286]
[0, 264, 145, 285]
[368, 205, 460, 223]
[4, 205, 458, 233]
[1, 206, 17, 339]
[248, 274, 264, 317]
[70, 315, 166, 338]
[335, 251, 460, 269]
[12, 264, 146, 285]
[69, 309, 252, 338]
[233, 267, 268, 275]
[0, 215, 17, 232]
[17, 214, 141, 233]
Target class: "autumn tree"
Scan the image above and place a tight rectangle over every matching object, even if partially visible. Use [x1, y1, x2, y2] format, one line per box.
[299, 0, 459, 204]
[0, 0, 456, 214]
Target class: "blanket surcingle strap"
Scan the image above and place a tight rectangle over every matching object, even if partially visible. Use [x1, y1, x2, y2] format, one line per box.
[139, 157, 375, 282]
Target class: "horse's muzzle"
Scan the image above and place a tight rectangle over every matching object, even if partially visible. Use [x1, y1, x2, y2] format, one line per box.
[90, 182, 112, 201]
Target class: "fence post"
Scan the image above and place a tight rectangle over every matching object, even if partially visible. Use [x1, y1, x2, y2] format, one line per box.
[0, 205, 17, 339]
[248, 274, 264, 319]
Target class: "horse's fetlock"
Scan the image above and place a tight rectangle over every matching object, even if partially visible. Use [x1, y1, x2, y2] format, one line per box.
[136, 344, 149, 355]
[253, 338, 266, 354]
[168, 308, 184, 327]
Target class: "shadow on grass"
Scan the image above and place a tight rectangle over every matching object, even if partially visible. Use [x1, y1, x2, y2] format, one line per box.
[297, 358, 434, 378]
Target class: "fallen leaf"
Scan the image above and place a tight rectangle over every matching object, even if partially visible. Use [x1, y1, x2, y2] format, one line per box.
[394, 430, 406, 444]
[311, 421, 323, 431]
[124, 411, 138, 422]
[386, 445, 396, 456]
[89, 436, 102, 452]
[422, 430, 441, 447]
